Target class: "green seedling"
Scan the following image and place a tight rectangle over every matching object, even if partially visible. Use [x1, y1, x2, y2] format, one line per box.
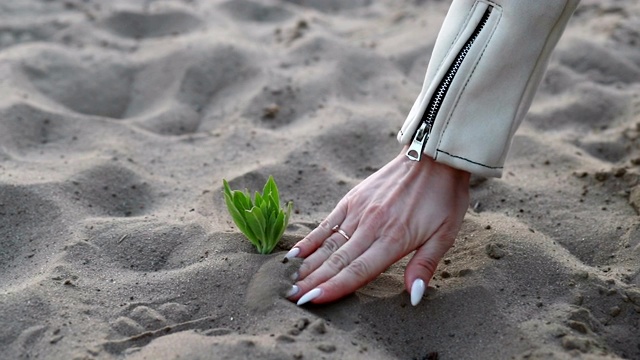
[223, 176, 292, 254]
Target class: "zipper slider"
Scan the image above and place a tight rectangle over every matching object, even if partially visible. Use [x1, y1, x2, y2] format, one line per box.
[406, 122, 430, 161]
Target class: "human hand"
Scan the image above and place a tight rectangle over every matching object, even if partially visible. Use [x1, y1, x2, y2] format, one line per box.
[283, 147, 470, 306]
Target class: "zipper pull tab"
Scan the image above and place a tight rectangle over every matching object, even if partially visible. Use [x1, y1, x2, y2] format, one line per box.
[406, 122, 429, 161]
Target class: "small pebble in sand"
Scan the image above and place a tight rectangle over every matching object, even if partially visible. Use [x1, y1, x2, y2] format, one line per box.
[561, 336, 591, 352]
[457, 269, 473, 277]
[625, 288, 640, 305]
[294, 318, 310, 331]
[310, 319, 327, 335]
[614, 167, 627, 177]
[609, 306, 622, 317]
[567, 320, 589, 334]
[575, 271, 589, 280]
[485, 243, 506, 259]
[628, 186, 640, 214]
[201, 328, 234, 337]
[317, 343, 336, 353]
[239, 340, 255, 348]
[49, 335, 63, 344]
[263, 103, 280, 119]
[571, 294, 584, 306]
[276, 334, 296, 343]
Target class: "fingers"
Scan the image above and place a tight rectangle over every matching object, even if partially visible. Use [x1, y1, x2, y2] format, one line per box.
[295, 225, 353, 280]
[404, 228, 456, 306]
[283, 199, 348, 261]
[292, 224, 377, 298]
[296, 235, 403, 304]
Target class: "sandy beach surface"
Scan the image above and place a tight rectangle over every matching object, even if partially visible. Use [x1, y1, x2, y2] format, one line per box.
[1, 0, 639, 359]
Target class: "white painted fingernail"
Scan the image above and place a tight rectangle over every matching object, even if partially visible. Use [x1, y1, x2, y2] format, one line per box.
[296, 288, 322, 306]
[410, 279, 425, 306]
[286, 285, 299, 297]
[290, 271, 298, 281]
[283, 248, 300, 261]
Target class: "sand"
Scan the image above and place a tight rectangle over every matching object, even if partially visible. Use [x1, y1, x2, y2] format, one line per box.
[0, 0, 639, 359]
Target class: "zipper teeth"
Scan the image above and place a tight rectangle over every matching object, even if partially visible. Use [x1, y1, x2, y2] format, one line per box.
[419, 7, 492, 133]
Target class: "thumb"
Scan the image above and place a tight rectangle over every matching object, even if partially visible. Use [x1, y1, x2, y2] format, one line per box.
[404, 232, 455, 306]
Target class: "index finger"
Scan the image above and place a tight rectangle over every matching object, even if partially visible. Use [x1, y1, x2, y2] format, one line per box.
[283, 198, 348, 260]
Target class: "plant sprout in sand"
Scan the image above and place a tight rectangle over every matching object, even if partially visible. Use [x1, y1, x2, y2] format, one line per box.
[223, 176, 293, 254]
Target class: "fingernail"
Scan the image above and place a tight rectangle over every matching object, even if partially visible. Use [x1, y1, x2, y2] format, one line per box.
[283, 248, 300, 261]
[296, 288, 322, 306]
[410, 278, 425, 306]
[290, 271, 298, 281]
[286, 285, 299, 297]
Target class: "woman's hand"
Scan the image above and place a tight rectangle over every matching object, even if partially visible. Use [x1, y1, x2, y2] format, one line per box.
[284, 148, 471, 306]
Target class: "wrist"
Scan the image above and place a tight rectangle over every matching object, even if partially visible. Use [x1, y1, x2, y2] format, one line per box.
[399, 146, 471, 186]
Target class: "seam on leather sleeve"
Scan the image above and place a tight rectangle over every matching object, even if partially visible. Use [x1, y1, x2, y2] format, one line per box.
[436, 150, 504, 169]
[434, 2, 502, 160]
[433, 2, 479, 76]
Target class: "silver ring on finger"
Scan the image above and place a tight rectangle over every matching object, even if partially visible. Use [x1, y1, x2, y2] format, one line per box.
[331, 225, 351, 241]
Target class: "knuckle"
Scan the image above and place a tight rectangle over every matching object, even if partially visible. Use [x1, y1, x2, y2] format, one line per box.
[414, 257, 440, 277]
[377, 234, 399, 247]
[377, 233, 410, 254]
[347, 258, 372, 280]
[295, 237, 312, 250]
[327, 251, 351, 272]
[297, 262, 309, 276]
[440, 231, 459, 246]
[321, 237, 341, 253]
[362, 203, 389, 226]
[319, 219, 333, 232]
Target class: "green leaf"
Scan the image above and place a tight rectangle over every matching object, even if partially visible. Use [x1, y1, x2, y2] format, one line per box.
[269, 210, 285, 244]
[260, 201, 269, 221]
[267, 211, 276, 234]
[242, 224, 261, 248]
[286, 201, 292, 222]
[222, 177, 292, 254]
[264, 176, 279, 207]
[266, 192, 278, 214]
[224, 199, 259, 248]
[245, 207, 267, 251]
[254, 192, 264, 208]
[223, 184, 250, 232]
[232, 190, 250, 213]
[223, 179, 233, 198]
[224, 192, 247, 229]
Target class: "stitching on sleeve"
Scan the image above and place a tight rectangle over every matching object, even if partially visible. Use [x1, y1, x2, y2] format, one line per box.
[434, 3, 502, 160]
[433, 1, 480, 76]
[436, 150, 503, 169]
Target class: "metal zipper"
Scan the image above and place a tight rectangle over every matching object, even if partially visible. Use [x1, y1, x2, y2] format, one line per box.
[406, 7, 493, 161]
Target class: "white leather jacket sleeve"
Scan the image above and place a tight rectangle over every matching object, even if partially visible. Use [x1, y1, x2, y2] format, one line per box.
[397, 0, 580, 177]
